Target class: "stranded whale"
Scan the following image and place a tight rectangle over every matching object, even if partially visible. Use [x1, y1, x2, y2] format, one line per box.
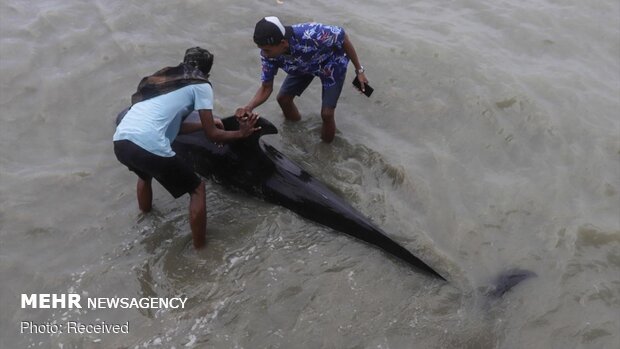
[177, 113, 445, 280]
[116, 109, 538, 293]
[116, 109, 444, 279]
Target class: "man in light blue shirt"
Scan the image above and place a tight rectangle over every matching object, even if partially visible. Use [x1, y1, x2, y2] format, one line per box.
[114, 47, 260, 249]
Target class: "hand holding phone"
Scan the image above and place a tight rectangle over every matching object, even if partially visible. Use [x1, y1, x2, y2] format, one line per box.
[353, 76, 374, 97]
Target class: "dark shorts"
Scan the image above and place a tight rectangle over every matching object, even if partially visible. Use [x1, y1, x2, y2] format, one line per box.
[114, 140, 201, 198]
[278, 73, 346, 109]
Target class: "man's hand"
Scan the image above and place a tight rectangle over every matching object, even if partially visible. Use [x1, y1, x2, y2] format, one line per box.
[238, 113, 261, 137]
[235, 107, 252, 119]
[356, 72, 369, 92]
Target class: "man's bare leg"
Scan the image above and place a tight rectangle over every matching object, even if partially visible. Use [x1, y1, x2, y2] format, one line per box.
[189, 181, 207, 249]
[137, 177, 153, 213]
[277, 94, 302, 121]
[320, 107, 336, 143]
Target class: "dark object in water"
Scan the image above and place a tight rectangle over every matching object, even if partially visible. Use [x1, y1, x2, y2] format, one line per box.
[116, 110, 445, 280]
[488, 269, 537, 297]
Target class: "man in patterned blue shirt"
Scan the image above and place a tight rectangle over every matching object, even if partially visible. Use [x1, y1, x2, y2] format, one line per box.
[237, 16, 368, 143]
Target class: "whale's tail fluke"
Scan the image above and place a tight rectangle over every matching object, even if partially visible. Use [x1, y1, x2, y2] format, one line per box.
[487, 269, 536, 298]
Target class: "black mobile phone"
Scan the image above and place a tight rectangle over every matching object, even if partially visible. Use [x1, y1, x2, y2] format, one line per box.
[352, 76, 374, 97]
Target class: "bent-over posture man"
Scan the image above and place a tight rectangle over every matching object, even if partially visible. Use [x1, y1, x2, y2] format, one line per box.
[238, 16, 368, 143]
[114, 47, 260, 249]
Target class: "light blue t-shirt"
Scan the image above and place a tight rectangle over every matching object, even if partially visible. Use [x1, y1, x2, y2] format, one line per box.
[113, 83, 213, 157]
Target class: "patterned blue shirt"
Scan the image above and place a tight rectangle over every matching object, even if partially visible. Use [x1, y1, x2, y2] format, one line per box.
[260, 23, 350, 87]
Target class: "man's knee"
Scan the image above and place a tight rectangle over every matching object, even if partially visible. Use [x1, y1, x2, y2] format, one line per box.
[277, 94, 295, 106]
[190, 180, 205, 203]
[190, 181, 206, 200]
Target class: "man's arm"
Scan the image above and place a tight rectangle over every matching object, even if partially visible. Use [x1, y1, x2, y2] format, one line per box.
[179, 122, 202, 134]
[342, 34, 368, 91]
[236, 80, 274, 117]
[180, 118, 223, 134]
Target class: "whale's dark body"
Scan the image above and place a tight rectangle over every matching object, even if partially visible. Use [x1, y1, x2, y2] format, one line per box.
[168, 113, 445, 280]
[116, 109, 540, 291]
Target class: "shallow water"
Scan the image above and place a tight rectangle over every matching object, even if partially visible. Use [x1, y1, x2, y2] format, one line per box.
[1, 0, 619, 348]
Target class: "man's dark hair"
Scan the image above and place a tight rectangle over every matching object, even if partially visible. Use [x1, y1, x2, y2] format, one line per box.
[184, 47, 214, 76]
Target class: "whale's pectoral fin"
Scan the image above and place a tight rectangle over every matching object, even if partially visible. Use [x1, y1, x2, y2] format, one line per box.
[487, 268, 536, 298]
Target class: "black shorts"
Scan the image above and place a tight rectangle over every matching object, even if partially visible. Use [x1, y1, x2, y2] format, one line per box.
[114, 140, 201, 198]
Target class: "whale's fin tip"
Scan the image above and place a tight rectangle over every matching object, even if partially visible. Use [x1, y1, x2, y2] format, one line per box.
[488, 268, 536, 298]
